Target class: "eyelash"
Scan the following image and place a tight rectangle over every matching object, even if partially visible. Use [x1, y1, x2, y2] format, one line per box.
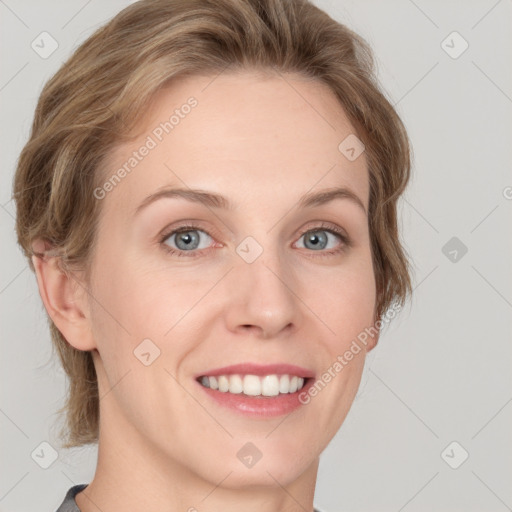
[159, 222, 351, 258]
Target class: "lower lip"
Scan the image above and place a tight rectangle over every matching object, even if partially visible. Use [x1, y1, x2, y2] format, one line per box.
[196, 378, 313, 418]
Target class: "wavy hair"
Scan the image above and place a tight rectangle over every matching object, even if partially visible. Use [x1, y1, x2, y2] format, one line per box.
[13, 0, 413, 448]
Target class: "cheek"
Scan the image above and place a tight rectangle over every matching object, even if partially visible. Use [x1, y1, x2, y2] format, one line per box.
[305, 263, 374, 438]
[306, 254, 376, 339]
[88, 244, 178, 333]
[87, 247, 212, 396]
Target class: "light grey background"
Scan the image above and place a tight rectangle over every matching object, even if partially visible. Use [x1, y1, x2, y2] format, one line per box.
[1, 1, 511, 511]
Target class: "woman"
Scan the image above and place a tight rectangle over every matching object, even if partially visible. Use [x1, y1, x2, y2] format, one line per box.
[13, 0, 412, 510]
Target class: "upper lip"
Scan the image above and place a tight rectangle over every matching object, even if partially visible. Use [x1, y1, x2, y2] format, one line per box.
[196, 363, 315, 379]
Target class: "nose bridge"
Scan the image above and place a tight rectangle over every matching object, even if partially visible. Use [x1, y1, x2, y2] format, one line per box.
[224, 234, 301, 337]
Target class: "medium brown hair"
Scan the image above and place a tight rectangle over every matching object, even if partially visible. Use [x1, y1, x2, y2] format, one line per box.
[13, 0, 413, 448]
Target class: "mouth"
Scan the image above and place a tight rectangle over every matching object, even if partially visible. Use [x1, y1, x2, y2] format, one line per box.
[196, 373, 309, 397]
[194, 363, 315, 416]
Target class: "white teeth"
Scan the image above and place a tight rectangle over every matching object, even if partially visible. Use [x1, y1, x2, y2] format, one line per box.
[261, 375, 280, 396]
[208, 376, 218, 390]
[243, 375, 261, 396]
[229, 374, 243, 394]
[279, 374, 290, 393]
[218, 375, 229, 392]
[199, 374, 307, 396]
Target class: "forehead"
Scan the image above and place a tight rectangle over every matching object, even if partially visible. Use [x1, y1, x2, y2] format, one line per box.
[98, 70, 369, 220]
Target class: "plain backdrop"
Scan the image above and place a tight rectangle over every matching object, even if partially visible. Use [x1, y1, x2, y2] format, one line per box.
[1, 1, 511, 511]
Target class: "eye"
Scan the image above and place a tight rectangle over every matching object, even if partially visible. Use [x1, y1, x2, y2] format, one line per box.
[294, 223, 350, 256]
[161, 224, 215, 257]
[159, 222, 350, 258]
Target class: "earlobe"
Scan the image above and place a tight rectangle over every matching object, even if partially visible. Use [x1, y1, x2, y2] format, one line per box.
[31, 239, 96, 352]
[366, 329, 379, 352]
[365, 312, 381, 353]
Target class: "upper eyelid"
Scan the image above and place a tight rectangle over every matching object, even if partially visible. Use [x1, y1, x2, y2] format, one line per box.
[160, 223, 217, 241]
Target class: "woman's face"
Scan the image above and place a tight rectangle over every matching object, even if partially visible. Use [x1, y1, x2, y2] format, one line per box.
[85, 70, 377, 487]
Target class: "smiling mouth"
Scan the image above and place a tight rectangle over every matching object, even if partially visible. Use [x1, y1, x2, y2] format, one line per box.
[196, 373, 309, 397]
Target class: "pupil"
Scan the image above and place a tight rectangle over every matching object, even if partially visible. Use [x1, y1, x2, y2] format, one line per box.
[306, 231, 326, 250]
[177, 231, 198, 249]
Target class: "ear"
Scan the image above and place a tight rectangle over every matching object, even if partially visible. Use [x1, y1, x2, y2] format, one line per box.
[366, 323, 380, 352]
[31, 239, 96, 351]
[365, 307, 381, 353]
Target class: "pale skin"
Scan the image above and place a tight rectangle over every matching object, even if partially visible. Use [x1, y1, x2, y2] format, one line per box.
[33, 70, 380, 512]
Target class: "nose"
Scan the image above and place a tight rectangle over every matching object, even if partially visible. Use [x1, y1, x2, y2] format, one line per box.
[223, 248, 303, 340]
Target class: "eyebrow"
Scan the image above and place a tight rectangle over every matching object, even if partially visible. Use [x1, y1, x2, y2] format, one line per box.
[134, 185, 367, 216]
